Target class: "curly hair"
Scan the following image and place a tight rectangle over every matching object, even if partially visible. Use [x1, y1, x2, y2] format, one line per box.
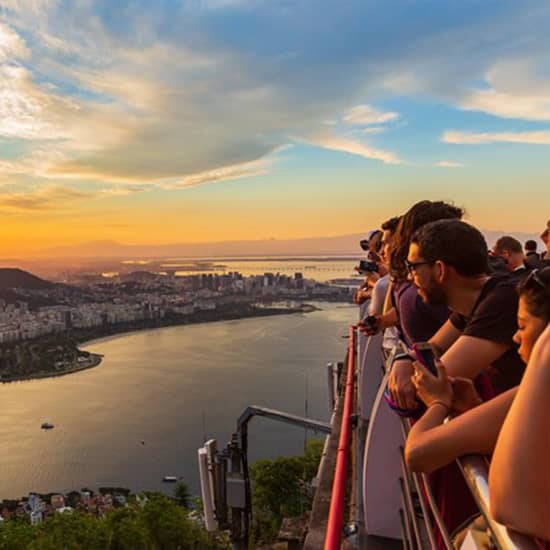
[389, 200, 464, 281]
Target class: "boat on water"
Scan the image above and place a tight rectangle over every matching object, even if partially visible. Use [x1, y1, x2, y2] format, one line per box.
[162, 476, 178, 482]
[41, 422, 54, 430]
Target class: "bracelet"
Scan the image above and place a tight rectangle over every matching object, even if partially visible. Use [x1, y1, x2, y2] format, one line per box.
[393, 352, 413, 362]
[429, 400, 451, 412]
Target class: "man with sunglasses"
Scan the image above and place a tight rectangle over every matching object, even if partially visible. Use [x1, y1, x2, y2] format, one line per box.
[403, 219, 526, 397]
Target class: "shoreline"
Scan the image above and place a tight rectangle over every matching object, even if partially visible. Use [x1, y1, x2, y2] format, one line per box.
[0, 354, 103, 383]
[1, 303, 324, 383]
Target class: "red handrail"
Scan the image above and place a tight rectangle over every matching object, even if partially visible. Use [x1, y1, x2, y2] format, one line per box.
[324, 324, 356, 550]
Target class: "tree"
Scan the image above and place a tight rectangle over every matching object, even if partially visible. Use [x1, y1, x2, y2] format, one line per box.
[107, 508, 149, 550]
[173, 480, 191, 508]
[0, 520, 35, 550]
[249, 438, 323, 544]
[31, 512, 110, 550]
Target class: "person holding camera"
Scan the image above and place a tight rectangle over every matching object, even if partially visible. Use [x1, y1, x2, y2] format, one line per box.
[353, 230, 384, 319]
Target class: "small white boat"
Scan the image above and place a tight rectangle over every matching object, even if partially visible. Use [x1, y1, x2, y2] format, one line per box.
[162, 476, 178, 482]
[41, 422, 54, 430]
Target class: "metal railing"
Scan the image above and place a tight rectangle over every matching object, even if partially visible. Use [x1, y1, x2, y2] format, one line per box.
[457, 456, 539, 550]
[358, 325, 541, 550]
[324, 325, 357, 550]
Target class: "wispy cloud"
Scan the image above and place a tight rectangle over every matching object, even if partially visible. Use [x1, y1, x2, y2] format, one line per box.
[159, 158, 270, 189]
[442, 130, 550, 145]
[0, 20, 30, 60]
[0, 185, 93, 211]
[434, 160, 465, 168]
[343, 104, 399, 126]
[310, 136, 402, 165]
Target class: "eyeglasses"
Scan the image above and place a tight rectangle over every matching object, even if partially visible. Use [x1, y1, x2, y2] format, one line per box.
[405, 260, 434, 274]
[523, 267, 550, 290]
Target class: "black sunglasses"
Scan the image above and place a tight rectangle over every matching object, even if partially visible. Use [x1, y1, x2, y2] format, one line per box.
[523, 267, 550, 290]
[405, 260, 434, 274]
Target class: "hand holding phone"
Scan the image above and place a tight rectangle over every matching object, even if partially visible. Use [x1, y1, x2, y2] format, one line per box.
[411, 342, 437, 375]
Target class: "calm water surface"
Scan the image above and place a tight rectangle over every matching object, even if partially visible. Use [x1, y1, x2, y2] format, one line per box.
[116, 257, 363, 282]
[0, 303, 355, 499]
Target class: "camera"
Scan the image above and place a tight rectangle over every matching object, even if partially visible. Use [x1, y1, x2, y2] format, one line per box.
[357, 260, 379, 274]
[359, 239, 370, 251]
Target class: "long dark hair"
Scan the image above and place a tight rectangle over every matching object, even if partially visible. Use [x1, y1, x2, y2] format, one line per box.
[389, 200, 464, 281]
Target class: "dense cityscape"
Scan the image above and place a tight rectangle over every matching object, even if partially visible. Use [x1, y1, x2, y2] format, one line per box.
[0, 270, 352, 344]
[0, 268, 353, 382]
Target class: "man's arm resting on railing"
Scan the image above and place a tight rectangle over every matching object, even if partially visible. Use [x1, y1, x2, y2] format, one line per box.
[438, 335, 509, 380]
[489, 326, 550, 541]
[428, 319, 462, 357]
[405, 388, 516, 473]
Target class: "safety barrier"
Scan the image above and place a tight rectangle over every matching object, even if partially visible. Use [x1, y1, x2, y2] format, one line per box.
[324, 325, 357, 550]
[359, 327, 541, 550]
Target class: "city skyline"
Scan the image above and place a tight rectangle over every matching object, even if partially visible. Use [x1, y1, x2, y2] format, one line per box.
[1, 1, 549, 257]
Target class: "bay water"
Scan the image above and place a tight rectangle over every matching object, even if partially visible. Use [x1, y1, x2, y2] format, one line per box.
[0, 303, 355, 499]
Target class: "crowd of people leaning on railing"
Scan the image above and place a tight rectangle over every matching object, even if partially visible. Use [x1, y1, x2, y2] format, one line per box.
[352, 201, 549, 546]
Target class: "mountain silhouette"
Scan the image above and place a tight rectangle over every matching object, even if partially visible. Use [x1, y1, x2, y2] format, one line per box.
[0, 268, 54, 290]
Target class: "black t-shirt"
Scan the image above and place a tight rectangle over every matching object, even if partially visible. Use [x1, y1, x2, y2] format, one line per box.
[449, 276, 525, 393]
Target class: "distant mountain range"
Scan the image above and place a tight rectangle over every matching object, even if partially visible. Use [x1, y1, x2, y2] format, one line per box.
[38, 229, 544, 259]
[43, 235, 370, 258]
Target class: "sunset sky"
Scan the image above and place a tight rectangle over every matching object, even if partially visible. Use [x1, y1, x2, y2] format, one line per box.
[1, 0, 549, 257]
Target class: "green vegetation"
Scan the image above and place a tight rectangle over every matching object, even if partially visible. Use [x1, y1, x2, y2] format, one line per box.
[250, 438, 323, 544]
[0, 494, 226, 550]
[0, 442, 323, 549]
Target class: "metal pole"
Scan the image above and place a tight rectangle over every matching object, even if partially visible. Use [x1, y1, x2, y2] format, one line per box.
[327, 362, 334, 412]
[229, 434, 245, 550]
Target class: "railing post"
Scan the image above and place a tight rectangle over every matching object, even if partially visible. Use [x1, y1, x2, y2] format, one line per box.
[324, 325, 356, 550]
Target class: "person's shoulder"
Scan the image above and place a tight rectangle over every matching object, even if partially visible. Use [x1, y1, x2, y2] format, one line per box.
[528, 325, 550, 377]
[534, 325, 550, 357]
[485, 274, 518, 293]
[476, 275, 518, 312]
[373, 274, 390, 289]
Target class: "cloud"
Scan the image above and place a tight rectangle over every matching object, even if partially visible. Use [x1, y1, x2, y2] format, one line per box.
[343, 104, 399, 126]
[1, 0, 550, 205]
[434, 160, 464, 168]
[159, 158, 270, 189]
[309, 136, 402, 165]
[0, 185, 93, 211]
[0, 21, 30, 60]
[359, 126, 387, 135]
[459, 59, 550, 121]
[442, 130, 550, 145]
[461, 89, 550, 121]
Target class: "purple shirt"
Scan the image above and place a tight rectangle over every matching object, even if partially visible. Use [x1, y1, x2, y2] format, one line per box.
[393, 282, 450, 346]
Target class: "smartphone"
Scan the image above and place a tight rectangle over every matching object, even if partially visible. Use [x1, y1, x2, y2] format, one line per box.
[411, 342, 437, 375]
[364, 315, 378, 332]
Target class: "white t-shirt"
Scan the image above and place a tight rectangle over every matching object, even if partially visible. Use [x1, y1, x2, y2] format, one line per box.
[368, 275, 399, 350]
